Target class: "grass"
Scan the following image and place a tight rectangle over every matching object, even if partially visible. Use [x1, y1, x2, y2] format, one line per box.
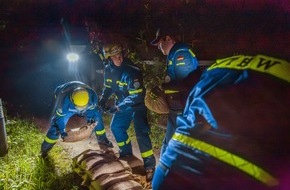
[0, 113, 165, 190]
[127, 123, 165, 149]
[124, 113, 166, 151]
[0, 117, 84, 190]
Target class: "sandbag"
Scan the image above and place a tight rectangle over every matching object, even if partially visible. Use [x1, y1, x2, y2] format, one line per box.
[145, 88, 169, 114]
[97, 171, 133, 189]
[107, 180, 144, 190]
[65, 123, 95, 142]
[72, 149, 144, 190]
[74, 149, 116, 164]
[89, 161, 126, 181]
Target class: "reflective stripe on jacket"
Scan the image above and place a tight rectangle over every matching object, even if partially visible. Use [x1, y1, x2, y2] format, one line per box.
[102, 58, 145, 111]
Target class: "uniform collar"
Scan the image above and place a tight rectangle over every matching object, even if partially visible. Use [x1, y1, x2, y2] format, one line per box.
[109, 60, 123, 70]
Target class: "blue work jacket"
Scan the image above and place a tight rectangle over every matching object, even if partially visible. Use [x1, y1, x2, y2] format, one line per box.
[52, 81, 99, 133]
[165, 43, 199, 83]
[102, 58, 145, 111]
[162, 43, 202, 111]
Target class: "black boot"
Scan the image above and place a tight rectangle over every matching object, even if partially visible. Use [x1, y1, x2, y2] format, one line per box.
[145, 168, 155, 181]
[39, 151, 48, 159]
[40, 141, 54, 159]
[97, 136, 113, 148]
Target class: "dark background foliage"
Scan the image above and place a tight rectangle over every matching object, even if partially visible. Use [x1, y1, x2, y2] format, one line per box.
[0, 0, 289, 117]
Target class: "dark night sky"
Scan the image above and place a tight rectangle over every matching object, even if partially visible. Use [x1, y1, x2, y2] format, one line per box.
[0, 0, 289, 117]
[1, 0, 289, 55]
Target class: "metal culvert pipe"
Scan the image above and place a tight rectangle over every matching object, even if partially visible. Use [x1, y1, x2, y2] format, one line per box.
[0, 98, 8, 157]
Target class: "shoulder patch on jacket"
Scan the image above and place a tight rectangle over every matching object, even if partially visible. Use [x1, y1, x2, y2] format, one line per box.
[133, 81, 140, 89]
[164, 75, 171, 83]
[177, 55, 184, 61]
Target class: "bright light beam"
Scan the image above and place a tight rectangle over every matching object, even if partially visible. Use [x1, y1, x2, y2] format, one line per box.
[66, 53, 79, 62]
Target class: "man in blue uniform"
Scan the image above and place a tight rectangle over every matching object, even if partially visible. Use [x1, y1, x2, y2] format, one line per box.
[152, 55, 290, 189]
[40, 81, 112, 158]
[98, 43, 156, 181]
[152, 67, 249, 190]
[150, 28, 203, 155]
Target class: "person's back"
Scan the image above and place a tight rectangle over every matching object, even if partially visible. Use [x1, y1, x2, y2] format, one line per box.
[152, 54, 290, 190]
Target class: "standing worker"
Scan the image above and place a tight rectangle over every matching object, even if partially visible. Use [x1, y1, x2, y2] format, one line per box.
[149, 28, 203, 155]
[40, 81, 113, 158]
[98, 43, 156, 181]
[152, 54, 290, 189]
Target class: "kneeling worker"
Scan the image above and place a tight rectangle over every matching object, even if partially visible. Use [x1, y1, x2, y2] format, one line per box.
[40, 81, 112, 158]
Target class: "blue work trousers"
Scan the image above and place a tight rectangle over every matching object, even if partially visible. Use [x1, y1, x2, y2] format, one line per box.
[41, 112, 105, 154]
[110, 106, 156, 169]
[160, 110, 182, 155]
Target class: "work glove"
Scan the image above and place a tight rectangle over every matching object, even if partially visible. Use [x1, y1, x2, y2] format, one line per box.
[60, 132, 68, 141]
[87, 118, 96, 125]
[108, 106, 119, 114]
[98, 98, 107, 110]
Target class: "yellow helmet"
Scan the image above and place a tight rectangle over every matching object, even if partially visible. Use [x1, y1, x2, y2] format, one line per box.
[103, 43, 123, 59]
[71, 88, 89, 109]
